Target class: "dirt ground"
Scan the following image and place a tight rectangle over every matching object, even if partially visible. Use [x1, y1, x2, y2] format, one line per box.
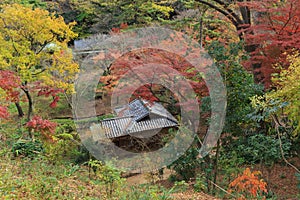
[126, 157, 300, 200]
[126, 169, 220, 200]
[258, 157, 300, 200]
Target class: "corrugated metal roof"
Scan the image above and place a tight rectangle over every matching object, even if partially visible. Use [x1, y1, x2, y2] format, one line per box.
[90, 99, 178, 139]
[114, 99, 177, 123]
[128, 118, 177, 133]
[90, 117, 177, 139]
[149, 102, 177, 123]
[114, 99, 149, 121]
[90, 116, 133, 138]
[127, 99, 149, 121]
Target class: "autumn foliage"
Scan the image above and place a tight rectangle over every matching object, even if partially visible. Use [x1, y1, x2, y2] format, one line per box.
[0, 106, 9, 119]
[241, 0, 300, 87]
[229, 168, 267, 199]
[99, 48, 208, 105]
[35, 83, 64, 108]
[0, 70, 21, 103]
[0, 70, 21, 119]
[0, 4, 78, 120]
[26, 116, 57, 141]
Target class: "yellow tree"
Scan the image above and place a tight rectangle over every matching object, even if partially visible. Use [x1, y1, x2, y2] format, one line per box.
[0, 4, 78, 120]
[272, 53, 300, 136]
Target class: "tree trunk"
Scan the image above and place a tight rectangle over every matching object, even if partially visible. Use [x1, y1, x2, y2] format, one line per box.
[212, 139, 220, 195]
[15, 102, 24, 117]
[199, 9, 208, 48]
[244, 43, 265, 85]
[204, 155, 212, 193]
[22, 88, 33, 121]
[199, 16, 204, 48]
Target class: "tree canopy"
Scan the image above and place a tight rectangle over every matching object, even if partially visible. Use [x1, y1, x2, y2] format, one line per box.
[0, 4, 78, 120]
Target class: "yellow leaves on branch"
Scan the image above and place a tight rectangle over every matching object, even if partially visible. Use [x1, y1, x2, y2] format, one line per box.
[0, 3, 78, 93]
[44, 49, 79, 93]
[146, 2, 174, 18]
[0, 4, 76, 44]
[272, 52, 300, 135]
[229, 168, 267, 199]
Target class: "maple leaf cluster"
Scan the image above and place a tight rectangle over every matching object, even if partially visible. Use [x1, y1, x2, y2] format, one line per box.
[26, 116, 57, 141]
[111, 23, 129, 34]
[0, 106, 9, 119]
[35, 82, 63, 108]
[0, 70, 21, 102]
[0, 70, 22, 119]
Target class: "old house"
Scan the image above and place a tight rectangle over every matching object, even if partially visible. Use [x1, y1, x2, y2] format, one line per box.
[90, 99, 178, 151]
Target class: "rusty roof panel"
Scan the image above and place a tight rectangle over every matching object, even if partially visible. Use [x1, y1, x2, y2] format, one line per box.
[114, 99, 178, 123]
[114, 99, 149, 121]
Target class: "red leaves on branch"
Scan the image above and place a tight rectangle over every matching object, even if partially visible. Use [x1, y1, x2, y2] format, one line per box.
[0, 71, 63, 119]
[0, 106, 9, 119]
[100, 48, 208, 103]
[0, 70, 21, 102]
[26, 116, 57, 140]
[240, 0, 300, 87]
[49, 96, 60, 108]
[120, 23, 128, 30]
[0, 70, 21, 118]
[36, 83, 63, 108]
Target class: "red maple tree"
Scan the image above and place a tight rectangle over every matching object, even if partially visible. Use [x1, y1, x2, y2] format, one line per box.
[99, 48, 208, 111]
[241, 0, 300, 87]
[0, 70, 64, 119]
[0, 70, 21, 119]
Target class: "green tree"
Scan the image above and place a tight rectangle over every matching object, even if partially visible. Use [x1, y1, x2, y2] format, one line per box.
[206, 41, 263, 135]
[0, 0, 47, 8]
[65, 0, 174, 36]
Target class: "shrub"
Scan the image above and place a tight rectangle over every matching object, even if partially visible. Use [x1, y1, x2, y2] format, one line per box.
[26, 116, 57, 141]
[120, 184, 173, 200]
[229, 168, 267, 199]
[167, 146, 200, 181]
[44, 132, 84, 164]
[235, 134, 291, 166]
[173, 180, 189, 192]
[88, 159, 125, 198]
[12, 139, 43, 158]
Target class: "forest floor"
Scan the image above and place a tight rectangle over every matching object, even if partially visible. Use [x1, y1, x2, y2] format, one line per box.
[125, 157, 300, 199]
[258, 157, 300, 199]
[127, 171, 221, 200]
